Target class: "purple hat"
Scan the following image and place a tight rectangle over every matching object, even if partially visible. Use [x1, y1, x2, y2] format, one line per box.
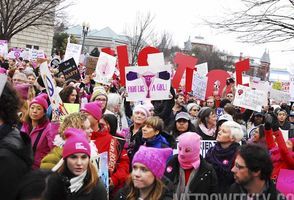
[30, 93, 48, 110]
[0, 67, 6, 74]
[62, 128, 91, 158]
[132, 146, 172, 178]
[15, 84, 30, 100]
[80, 101, 102, 120]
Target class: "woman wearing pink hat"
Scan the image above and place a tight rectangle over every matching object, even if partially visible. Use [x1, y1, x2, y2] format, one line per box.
[115, 146, 173, 200]
[43, 128, 107, 200]
[21, 94, 58, 169]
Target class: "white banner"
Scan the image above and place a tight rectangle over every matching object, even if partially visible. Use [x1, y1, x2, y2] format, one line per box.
[0, 40, 8, 57]
[269, 88, 291, 104]
[233, 85, 267, 112]
[125, 65, 171, 101]
[290, 74, 294, 102]
[40, 62, 67, 119]
[64, 42, 82, 66]
[94, 52, 117, 84]
[195, 62, 208, 77]
[192, 74, 208, 100]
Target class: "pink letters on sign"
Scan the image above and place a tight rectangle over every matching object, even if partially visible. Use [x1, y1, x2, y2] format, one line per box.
[173, 53, 198, 92]
[235, 58, 250, 85]
[138, 46, 160, 66]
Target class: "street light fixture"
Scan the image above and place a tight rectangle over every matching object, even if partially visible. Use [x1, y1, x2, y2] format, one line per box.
[81, 22, 90, 54]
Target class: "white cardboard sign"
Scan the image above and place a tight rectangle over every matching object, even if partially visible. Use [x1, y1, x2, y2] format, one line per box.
[192, 74, 208, 100]
[64, 42, 82, 66]
[94, 52, 117, 84]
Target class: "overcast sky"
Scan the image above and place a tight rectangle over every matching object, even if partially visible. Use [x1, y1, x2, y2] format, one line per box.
[65, 0, 294, 70]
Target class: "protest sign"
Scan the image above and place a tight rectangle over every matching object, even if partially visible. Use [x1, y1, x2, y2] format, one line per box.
[250, 80, 270, 93]
[50, 57, 61, 68]
[125, 65, 171, 101]
[64, 103, 80, 113]
[64, 42, 82, 66]
[272, 81, 282, 90]
[0, 74, 7, 97]
[192, 74, 208, 100]
[195, 62, 208, 77]
[58, 58, 81, 81]
[94, 52, 116, 84]
[40, 62, 67, 120]
[276, 169, 294, 197]
[0, 40, 8, 57]
[98, 152, 109, 197]
[147, 52, 164, 67]
[200, 140, 217, 158]
[290, 74, 294, 101]
[269, 88, 291, 104]
[233, 85, 267, 112]
[85, 56, 99, 75]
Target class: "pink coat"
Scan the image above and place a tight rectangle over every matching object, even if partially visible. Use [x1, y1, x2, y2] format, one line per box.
[21, 120, 58, 169]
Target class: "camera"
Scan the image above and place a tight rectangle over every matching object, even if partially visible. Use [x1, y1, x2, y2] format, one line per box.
[226, 78, 235, 85]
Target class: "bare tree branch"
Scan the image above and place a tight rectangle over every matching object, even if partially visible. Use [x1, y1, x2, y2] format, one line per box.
[205, 0, 294, 43]
[0, 0, 73, 40]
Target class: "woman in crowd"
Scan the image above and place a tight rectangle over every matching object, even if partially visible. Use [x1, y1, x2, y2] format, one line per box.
[186, 103, 201, 127]
[164, 132, 217, 198]
[21, 94, 58, 169]
[275, 108, 294, 138]
[59, 85, 79, 104]
[248, 125, 267, 148]
[115, 146, 173, 200]
[205, 121, 244, 193]
[43, 128, 107, 200]
[141, 116, 174, 148]
[40, 112, 96, 171]
[194, 107, 217, 140]
[167, 112, 196, 140]
[100, 114, 118, 136]
[90, 87, 111, 114]
[264, 114, 294, 181]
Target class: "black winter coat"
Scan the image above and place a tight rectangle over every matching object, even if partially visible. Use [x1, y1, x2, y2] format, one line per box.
[163, 155, 218, 199]
[228, 180, 286, 200]
[0, 124, 33, 200]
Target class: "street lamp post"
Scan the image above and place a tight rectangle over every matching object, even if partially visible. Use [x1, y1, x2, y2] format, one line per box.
[81, 22, 90, 54]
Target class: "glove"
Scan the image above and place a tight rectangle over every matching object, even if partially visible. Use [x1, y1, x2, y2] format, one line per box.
[271, 114, 280, 132]
[264, 114, 272, 131]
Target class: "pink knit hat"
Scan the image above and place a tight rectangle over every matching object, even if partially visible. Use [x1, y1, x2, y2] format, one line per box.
[132, 146, 172, 178]
[62, 128, 91, 158]
[133, 104, 150, 117]
[80, 101, 102, 120]
[0, 67, 6, 74]
[15, 84, 30, 100]
[29, 93, 48, 110]
[178, 132, 201, 169]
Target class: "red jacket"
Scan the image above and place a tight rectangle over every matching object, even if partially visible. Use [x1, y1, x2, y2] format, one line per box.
[265, 129, 294, 180]
[91, 129, 130, 195]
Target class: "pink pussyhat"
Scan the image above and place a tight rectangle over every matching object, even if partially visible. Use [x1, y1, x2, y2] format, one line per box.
[29, 93, 49, 110]
[178, 132, 201, 170]
[80, 101, 102, 120]
[132, 146, 172, 178]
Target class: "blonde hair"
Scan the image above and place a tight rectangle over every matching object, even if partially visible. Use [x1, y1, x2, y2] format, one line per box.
[144, 116, 164, 132]
[59, 112, 88, 139]
[222, 121, 244, 143]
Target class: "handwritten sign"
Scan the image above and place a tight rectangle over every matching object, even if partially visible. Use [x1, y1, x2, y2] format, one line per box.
[94, 52, 116, 84]
[58, 58, 81, 81]
[233, 85, 267, 112]
[250, 80, 270, 93]
[40, 62, 67, 120]
[0, 40, 8, 57]
[195, 62, 208, 77]
[98, 152, 109, 196]
[125, 65, 171, 101]
[64, 42, 82, 66]
[269, 88, 291, 104]
[85, 56, 98, 75]
[192, 74, 208, 100]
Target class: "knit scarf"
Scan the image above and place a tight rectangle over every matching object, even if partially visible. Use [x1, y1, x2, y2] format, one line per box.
[199, 123, 216, 137]
[205, 142, 239, 172]
[69, 170, 87, 193]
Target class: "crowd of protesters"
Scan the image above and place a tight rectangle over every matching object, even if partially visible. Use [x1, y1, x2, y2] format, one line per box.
[0, 49, 293, 200]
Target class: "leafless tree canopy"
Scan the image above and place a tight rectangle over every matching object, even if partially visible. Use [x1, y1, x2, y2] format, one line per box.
[206, 0, 294, 43]
[0, 0, 72, 40]
[125, 12, 155, 65]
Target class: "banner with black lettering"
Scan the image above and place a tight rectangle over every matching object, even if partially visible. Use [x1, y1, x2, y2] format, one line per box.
[58, 58, 81, 81]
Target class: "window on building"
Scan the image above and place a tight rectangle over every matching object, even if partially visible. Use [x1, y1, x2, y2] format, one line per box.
[26, 45, 39, 50]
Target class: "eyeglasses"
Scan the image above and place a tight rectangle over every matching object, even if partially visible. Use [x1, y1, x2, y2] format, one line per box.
[234, 162, 247, 170]
[192, 109, 199, 111]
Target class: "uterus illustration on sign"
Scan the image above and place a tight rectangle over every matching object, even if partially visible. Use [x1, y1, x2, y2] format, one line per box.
[126, 70, 170, 98]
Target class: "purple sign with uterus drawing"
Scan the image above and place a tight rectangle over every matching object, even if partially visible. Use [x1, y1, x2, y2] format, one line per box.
[125, 65, 171, 101]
